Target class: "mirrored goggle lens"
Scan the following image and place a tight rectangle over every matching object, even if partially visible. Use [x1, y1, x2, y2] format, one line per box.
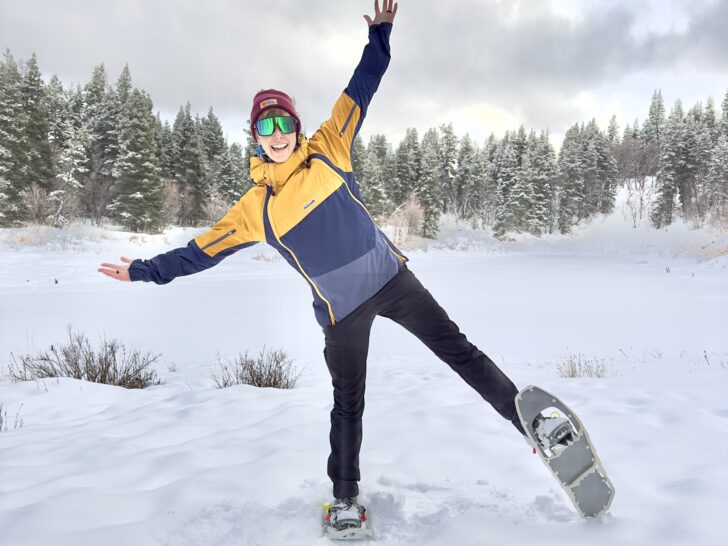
[255, 116, 296, 136]
[255, 117, 275, 136]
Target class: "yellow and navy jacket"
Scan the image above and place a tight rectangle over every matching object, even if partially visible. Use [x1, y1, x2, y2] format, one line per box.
[129, 23, 408, 327]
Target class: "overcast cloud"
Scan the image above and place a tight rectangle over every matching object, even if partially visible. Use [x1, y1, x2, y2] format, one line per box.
[1, 0, 726, 148]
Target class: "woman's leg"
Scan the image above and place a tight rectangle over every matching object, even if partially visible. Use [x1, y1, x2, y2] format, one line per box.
[323, 301, 377, 499]
[377, 268, 524, 432]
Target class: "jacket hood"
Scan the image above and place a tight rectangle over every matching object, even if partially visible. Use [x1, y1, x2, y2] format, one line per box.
[250, 136, 309, 194]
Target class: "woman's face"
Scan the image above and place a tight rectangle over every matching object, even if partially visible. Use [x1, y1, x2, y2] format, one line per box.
[255, 108, 298, 163]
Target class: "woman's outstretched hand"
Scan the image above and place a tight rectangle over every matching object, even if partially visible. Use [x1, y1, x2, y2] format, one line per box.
[364, 0, 398, 26]
[98, 256, 134, 282]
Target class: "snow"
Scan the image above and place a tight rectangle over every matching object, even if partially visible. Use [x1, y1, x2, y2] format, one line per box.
[1, 199, 727, 545]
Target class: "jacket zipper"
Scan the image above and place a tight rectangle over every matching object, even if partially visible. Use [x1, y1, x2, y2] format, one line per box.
[339, 103, 357, 137]
[201, 229, 237, 251]
[265, 186, 337, 326]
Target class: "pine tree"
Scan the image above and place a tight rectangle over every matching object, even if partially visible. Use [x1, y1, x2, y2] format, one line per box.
[361, 134, 389, 217]
[438, 123, 458, 216]
[0, 50, 28, 225]
[351, 135, 366, 180]
[720, 89, 728, 140]
[20, 53, 54, 192]
[651, 101, 685, 228]
[455, 134, 477, 219]
[527, 131, 558, 234]
[51, 117, 89, 227]
[607, 115, 619, 144]
[107, 89, 162, 232]
[155, 115, 175, 180]
[83, 64, 118, 223]
[242, 127, 258, 188]
[706, 135, 728, 222]
[172, 103, 206, 225]
[556, 124, 584, 233]
[213, 142, 244, 206]
[491, 138, 520, 237]
[391, 128, 420, 208]
[416, 128, 441, 238]
[200, 107, 225, 163]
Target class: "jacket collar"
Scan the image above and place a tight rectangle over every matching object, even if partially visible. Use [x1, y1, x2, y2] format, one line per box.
[250, 136, 309, 194]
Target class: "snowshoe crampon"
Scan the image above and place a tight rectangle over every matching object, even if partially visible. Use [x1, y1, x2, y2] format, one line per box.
[516, 385, 615, 518]
[322, 497, 374, 540]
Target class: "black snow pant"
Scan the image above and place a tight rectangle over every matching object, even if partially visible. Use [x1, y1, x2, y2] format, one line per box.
[322, 265, 524, 499]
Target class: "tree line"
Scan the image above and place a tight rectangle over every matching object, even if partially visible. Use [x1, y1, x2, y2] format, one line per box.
[1, 50, 726, 237]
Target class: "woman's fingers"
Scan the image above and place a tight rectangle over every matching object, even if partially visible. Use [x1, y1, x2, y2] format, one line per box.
[121, 256, 133, 264]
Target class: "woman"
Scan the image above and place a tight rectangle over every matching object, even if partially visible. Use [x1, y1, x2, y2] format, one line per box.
[99, 0, 525, 531]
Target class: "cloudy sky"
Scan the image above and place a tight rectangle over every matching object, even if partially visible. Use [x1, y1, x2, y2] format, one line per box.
[1, 0, 727, 149]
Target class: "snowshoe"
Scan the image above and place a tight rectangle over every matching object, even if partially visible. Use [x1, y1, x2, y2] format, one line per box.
[322, 497, 374, 540]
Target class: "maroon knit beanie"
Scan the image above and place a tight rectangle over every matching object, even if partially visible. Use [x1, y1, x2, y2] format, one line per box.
[249, 89, 301, 142]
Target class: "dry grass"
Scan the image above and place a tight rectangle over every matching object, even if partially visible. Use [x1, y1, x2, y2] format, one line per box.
[557, 352, 612, 378]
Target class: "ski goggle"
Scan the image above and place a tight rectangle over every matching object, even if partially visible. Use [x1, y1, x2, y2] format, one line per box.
[255, 115, 297, 137]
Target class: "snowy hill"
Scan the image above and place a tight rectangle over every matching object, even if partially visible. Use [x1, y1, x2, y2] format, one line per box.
[1, 192, 727, 546]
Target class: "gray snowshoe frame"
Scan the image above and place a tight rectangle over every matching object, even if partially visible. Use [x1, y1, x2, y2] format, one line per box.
[516, 385, 615, 518]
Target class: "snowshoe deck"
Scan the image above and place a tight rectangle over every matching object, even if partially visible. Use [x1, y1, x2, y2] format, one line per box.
[516, 385, 615, 518]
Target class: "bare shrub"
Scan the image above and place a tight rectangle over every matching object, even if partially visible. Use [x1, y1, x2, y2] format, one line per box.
[20, 182, 55, 224]
[203, 190, 233, 225]
[557, 353, 612, 379]
[161, 181, 182, 227]
[212, 347, 300, 389]
[8, 325, 161, 389]
[388, 199, 424, 244]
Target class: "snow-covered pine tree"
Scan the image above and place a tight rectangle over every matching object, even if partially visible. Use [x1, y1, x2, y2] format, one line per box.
[360, 134, 389, 217]
[391, 127, 420, 208]
[83, 64, 118, 223]
[706, 135, 728, 223]
[46, 75, 68, 157]
[155, 116, 175, 181]
[351, 134, 366, 180]
[416, 127, 441, 238]
[556, 124, 585, 233]
[491, 137, 520, 238]
[219, 142, 245, 201]
[108, 89, 162, 232]
[651, 100, 685, 228]
[438, 123, 458, 217]
[721, 89, 728, 140]
[20, 53, 54, 193]
[200, 107, 225, 164]
[704, 97, 718, 148]
[527, 131, 558, 234]
[242, 127, 258, 188]
[0, 50, 29, 225]
[172, 103, 206, 225]
[607, 115, 620, 145]
[641, 90, 665, 145]
[585, 119, 617, 216]
[455, 134, 477, 220]
[477, 134, 500, 227]
[51, 115, 89, 227]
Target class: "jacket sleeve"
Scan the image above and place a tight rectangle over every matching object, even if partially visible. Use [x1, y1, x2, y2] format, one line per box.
[310, 22, 393, 171]
[128, 195, 260, 285]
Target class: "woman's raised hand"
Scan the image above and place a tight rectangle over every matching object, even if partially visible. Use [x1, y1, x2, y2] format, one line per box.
[364, 0, 398, 26]
[98, 256, 134, 282]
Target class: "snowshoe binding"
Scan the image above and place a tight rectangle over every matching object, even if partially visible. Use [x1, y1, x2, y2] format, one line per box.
[323, 496, 374, 540]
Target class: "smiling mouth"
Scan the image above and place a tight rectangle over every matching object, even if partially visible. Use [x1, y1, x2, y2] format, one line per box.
[271, 143, 288, 151]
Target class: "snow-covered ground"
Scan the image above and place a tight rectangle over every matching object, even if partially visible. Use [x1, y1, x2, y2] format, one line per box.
[1, 201, 727, 546]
